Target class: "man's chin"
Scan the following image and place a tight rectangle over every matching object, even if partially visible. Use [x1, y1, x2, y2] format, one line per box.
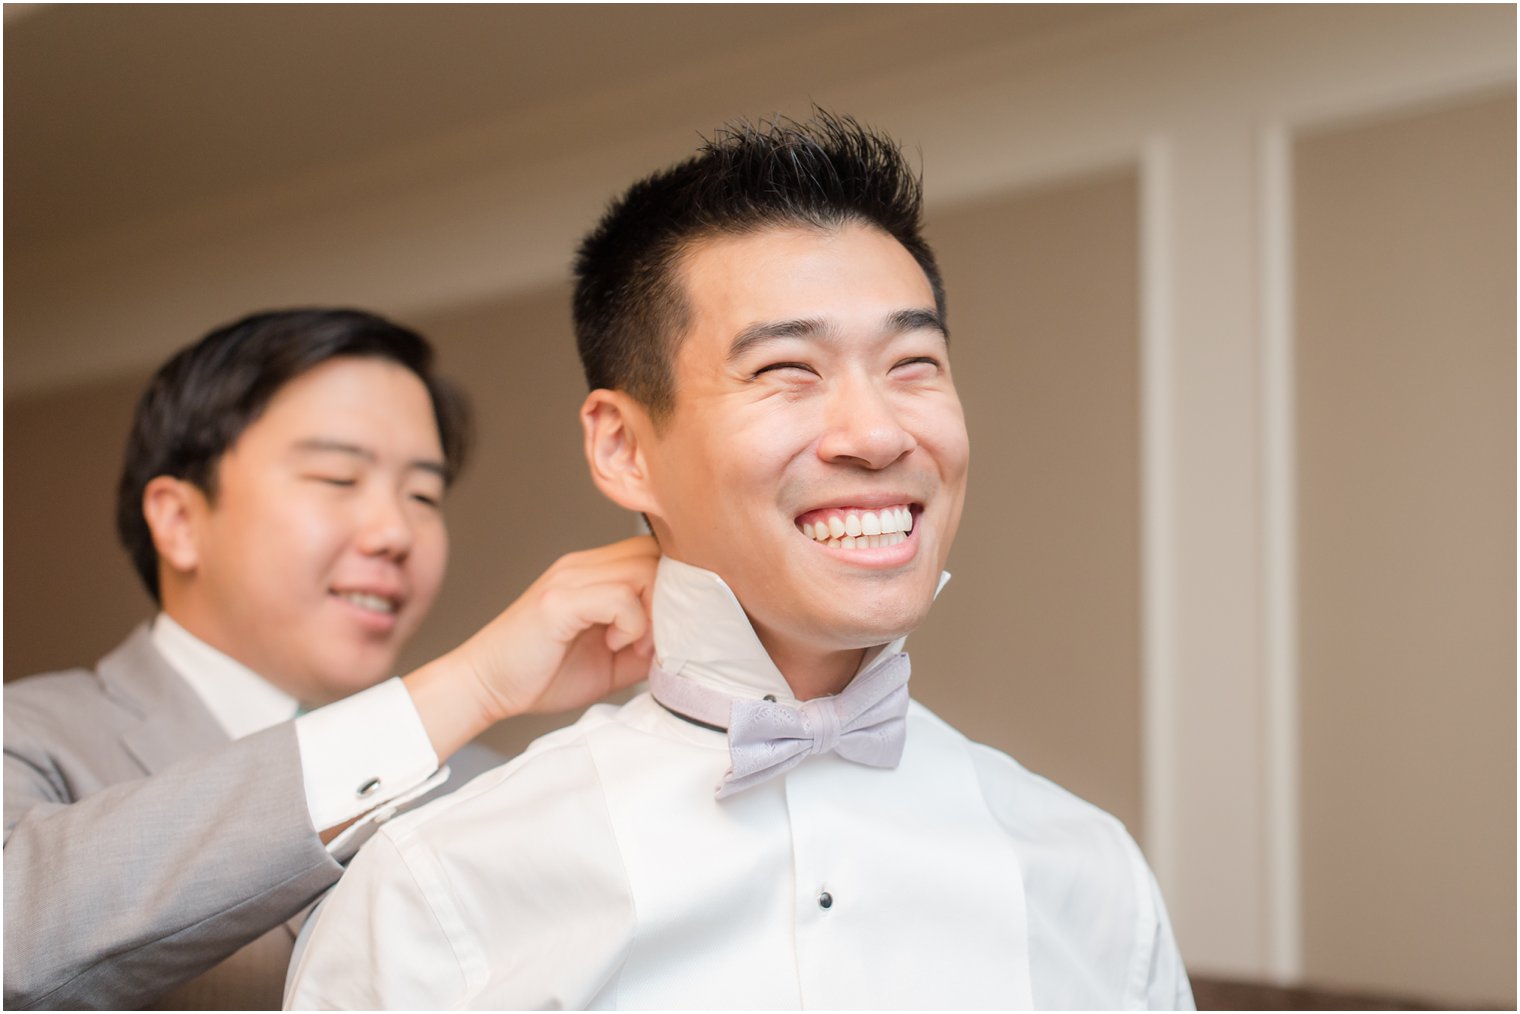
[799, 597, 934, 653]
[305, 656, 400, 706]
[818, 568, 939, 627]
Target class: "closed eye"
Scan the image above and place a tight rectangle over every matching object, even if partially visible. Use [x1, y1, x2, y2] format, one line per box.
[893, 356, 942, 372]
[308, 476, 357, 487]
[754, 361, 818, 378]
[410, 492, 442, 508]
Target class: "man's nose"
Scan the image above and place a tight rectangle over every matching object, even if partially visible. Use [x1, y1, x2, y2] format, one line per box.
[355, 490, 414, 559]
[816, 374, 917, 469]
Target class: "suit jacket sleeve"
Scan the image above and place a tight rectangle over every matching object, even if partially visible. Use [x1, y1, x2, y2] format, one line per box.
[3, 718, 343, 1010]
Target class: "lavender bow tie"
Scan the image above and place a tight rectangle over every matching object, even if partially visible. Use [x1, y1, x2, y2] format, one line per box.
[648, 652, 911, 799]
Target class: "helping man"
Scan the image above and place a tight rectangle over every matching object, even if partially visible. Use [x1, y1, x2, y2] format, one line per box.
[286, 114, 1194, 1009]
[4, 309, 658, 1009]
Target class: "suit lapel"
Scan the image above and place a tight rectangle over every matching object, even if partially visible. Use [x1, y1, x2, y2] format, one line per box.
[101, 628, 311, 946]
[98, 624, 233, 775]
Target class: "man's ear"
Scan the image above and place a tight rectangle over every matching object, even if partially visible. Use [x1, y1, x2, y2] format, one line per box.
[580, 389, 661, 515]
[142, 476, 206, 576]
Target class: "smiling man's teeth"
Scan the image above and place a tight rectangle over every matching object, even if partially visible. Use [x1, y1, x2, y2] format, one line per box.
[797, 506, 914, 549]
[337, 591, 397, 614]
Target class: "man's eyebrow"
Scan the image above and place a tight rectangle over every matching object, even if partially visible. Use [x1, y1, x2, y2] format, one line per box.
[292, 438, 447, 478]
[886, 307, 948, 340]
[726, 308, 948, 363]
[293, 438, 375, 461]
[726, 317, 828, 362]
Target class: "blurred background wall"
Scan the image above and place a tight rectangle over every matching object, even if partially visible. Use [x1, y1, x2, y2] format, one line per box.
[4, 4, 1513, 1008]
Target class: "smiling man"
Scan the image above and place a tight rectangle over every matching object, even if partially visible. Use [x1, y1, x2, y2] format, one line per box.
[5, 310, 658, 1009]
[285, 115, 1193, 1010]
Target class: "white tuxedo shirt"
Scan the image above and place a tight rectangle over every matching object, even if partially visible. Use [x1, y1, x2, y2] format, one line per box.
[285, 558, 1193, 1010]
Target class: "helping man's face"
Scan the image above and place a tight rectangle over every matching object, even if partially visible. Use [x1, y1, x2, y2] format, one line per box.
[641, 222, 969, 661]
[177, 356, 449, 705]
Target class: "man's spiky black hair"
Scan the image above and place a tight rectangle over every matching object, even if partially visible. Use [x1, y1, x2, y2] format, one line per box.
[572, 109, 945, 419]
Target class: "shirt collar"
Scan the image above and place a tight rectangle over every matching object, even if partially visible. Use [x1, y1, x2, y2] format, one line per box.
[150, 613, 300, 739]
[651, 556, 946, 703]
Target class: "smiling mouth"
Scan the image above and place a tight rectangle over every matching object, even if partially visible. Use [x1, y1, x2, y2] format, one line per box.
[332, 590, 400, 615]
[794, 504, 917, 550]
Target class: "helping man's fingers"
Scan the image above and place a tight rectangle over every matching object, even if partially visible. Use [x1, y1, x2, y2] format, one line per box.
[542, 580, 651, 649]
[610, 633, 657, 690]
[546, 535, 660, 576]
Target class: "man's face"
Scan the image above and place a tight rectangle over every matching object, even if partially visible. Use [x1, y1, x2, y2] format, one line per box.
[640, 222, 969, 663]
[176, 356, 449, 705]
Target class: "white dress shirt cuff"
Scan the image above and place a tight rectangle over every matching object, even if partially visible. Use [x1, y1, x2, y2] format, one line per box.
[295, 678, 442, 848]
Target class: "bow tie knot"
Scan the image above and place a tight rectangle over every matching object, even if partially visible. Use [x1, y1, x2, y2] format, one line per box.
[648, 652, 912, 799]
[800, 697, 843, 756]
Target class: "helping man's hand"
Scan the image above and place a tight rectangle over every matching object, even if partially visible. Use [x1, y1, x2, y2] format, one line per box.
[403, 536, 660, 761]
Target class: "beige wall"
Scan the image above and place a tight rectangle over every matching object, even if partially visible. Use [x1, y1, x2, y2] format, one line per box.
[4, 375, 152, 676]
[1295, 91, 1516, 1007]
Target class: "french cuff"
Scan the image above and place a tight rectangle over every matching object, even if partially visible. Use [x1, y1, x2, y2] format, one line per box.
[325, 765, 450, 856]
[295, 677, 440, 849]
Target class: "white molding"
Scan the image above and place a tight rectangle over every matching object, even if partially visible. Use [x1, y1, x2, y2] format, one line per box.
[1259, 121, 1303, 985]
[1138, 136, 1179, 897]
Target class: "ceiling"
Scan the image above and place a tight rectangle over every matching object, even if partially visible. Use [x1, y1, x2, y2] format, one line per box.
[5, 4, 1117, 249]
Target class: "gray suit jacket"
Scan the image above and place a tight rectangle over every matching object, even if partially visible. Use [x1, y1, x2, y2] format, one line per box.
[4, 625, 505, 1010]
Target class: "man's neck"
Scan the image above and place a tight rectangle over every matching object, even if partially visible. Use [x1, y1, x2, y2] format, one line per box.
[649, 556, 909, 703]
[159, 596, 298, 702]
[151, 612, 300, 738]
[755, 637, 866, 701]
